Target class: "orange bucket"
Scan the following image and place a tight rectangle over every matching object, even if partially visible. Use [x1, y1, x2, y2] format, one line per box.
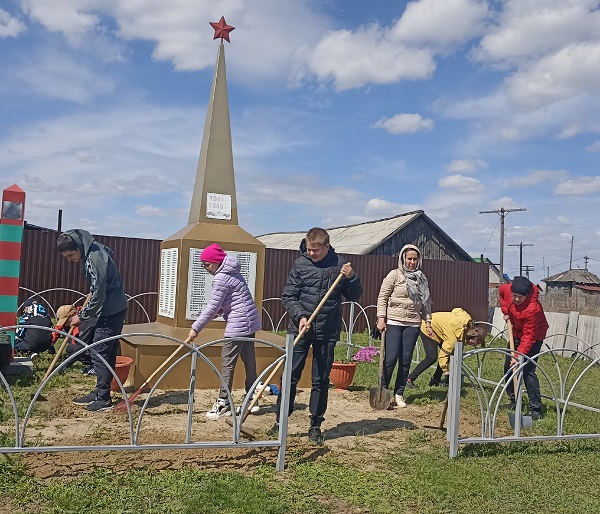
[111, 356, 133, 392]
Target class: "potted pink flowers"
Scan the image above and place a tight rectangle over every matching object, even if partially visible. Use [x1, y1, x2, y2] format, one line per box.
[330, 345, 379, 390]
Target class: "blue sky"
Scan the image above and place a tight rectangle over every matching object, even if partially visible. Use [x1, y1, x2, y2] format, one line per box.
[1, 0, 599, 285]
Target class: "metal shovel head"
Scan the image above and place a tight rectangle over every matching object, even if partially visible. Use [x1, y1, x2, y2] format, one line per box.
[508, 411, 534, 429]
[369, 385, 391, 410]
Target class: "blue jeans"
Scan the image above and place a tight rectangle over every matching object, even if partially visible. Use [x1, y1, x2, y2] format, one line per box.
[383, 325, 420, 395]
[504, 339, 543, 413]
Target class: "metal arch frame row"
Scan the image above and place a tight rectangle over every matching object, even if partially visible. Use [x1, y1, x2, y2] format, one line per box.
[447, 337, 600, 458]
[0, 329, 295, 472]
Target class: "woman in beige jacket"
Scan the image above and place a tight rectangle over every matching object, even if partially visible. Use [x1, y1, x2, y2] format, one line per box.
[376, 244, 433, 408]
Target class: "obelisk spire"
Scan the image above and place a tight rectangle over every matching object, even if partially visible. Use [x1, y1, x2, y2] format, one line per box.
[188, 17, 238, 225]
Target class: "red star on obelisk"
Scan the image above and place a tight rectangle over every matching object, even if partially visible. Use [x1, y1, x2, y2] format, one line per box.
[210, 16, 235, 43]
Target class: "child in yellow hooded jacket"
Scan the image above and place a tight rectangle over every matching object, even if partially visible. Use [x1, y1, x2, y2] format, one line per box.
[406, 308, 485, 387]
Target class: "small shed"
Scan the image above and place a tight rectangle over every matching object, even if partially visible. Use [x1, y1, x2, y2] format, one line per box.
[258, 210, 472, 261]
[542, 269, 600, 315]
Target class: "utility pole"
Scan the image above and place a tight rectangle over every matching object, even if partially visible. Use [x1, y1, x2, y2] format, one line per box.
[569, 235, 574, 269]
[508, 241, 534, 276]
[542, 257, 545, 278]
[480, 207, 527, 284]
[523, 265, 535, 279]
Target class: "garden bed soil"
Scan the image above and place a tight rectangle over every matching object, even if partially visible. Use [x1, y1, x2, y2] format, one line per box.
[9, 385, 489, 479]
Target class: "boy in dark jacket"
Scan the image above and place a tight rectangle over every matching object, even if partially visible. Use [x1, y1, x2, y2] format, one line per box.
[57, 229, 127, 412]
[272, 227, 362, 445]
[499, 276, 548, 420]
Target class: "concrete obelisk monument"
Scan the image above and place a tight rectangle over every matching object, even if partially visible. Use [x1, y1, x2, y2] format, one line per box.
[121, 18, 286, 390]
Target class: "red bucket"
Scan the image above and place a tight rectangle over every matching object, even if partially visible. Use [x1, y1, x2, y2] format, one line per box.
[111, 356, 133, 392]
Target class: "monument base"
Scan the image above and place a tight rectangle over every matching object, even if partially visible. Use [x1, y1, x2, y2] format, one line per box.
[120, 322, 311, 390]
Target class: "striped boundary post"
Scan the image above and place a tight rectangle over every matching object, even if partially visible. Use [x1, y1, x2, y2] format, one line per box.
[0, 184, 26, 360]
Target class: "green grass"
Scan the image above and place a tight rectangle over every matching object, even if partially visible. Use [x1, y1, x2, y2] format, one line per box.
[3, 331, 600, 513]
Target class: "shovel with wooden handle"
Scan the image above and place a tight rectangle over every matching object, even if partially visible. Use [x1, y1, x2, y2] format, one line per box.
[226, 271, 346, 439]
[369, 330, 391, 410]
[506, 319, 533, 429]
[114, 339, 189, 413]
[32, 295, 91, 401]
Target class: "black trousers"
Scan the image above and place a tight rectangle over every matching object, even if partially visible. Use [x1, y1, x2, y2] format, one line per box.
[276, 334, 336, 428]
[504, 339, 543, 413]
[90, 309, 127, 402]
[408, 331, 439, 381]
[382, 325, 420, 395]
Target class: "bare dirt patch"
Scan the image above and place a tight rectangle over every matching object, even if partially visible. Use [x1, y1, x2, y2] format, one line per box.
[8, 385, 487, 479]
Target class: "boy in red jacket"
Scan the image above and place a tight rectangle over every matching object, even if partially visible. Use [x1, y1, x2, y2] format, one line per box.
[499, 276, 549, 420]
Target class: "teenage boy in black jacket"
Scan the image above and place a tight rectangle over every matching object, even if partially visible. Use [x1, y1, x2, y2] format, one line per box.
[57, 229, 127, 412]
[272, 227, 362, 445]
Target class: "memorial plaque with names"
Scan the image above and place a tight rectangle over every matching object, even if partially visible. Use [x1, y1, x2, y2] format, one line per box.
[158, 247, 178, 318]
[206, 192, 231, 220]
[186, 248, 257, 320]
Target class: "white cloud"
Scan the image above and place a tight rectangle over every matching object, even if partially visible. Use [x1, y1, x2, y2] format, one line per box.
[438, 174, 484, 194]
[21, 0, 99, 43]
[486, 197, 524, 210]
[474, 0, 600, 64]
[373, 113, 434, 135]
[0, 8, 27, 37]
[7, 49, 115, 103]
[555, 176, 600, 195]
[504, 169, 569, 188]
[585, 141, 600, 152]
[391, 0, 488, 47]
[445, 159, 487, 174]
[363, 198, 420, 217]
[299, 26, 435, 91]
[505, 42, 600, 110]
[247, 172, 361, 207]
[556, 216, 570, 225]
[19, 0, 330, 85]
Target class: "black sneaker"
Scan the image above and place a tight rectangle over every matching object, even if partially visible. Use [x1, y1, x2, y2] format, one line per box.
[73, 392, 97, 406]
[86, 400, 113, 412]
[308, 426, 324, 446]
[405, 378, 417, 389]
[526, 410, 542, 421]
[266, 423, 280, 437]
[428, 378, 440, 387]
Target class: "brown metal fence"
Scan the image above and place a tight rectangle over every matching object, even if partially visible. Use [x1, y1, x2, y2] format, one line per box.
[19, 229, 159, 323]
[262, 249, 489, 333]
[18, 230, 489, 328]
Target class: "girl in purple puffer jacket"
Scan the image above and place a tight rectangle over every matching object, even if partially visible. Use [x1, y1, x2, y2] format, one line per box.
[187, 243, 262, 419]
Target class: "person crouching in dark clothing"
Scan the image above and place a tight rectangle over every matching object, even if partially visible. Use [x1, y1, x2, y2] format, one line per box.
[272, 227, 363, 446]
[499, 276, 548, 421]
[14, 299, 54, 357]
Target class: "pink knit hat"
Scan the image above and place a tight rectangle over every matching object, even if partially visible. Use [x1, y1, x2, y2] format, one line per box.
[201, 243, 226, 264]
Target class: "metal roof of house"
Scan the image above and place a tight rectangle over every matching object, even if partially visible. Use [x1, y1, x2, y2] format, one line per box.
[257, 211, 423, 254]
[543, 269, 600, 285]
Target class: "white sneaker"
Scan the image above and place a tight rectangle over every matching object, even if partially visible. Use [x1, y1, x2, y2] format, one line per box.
[206, 399, 231, 419]
[395, 394, 407, 408]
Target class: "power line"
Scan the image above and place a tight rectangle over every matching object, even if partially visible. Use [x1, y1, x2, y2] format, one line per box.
[508, 241, 534, 276]
[480, 207, 527, 283]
